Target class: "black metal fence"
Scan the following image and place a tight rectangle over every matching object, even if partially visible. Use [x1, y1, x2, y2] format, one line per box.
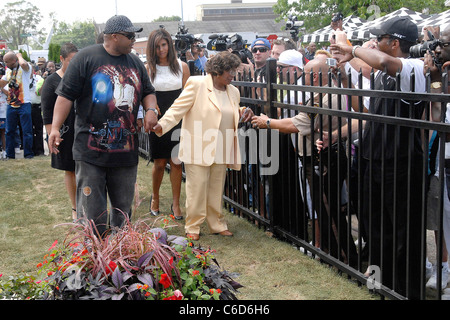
[139, 58, 450, 300]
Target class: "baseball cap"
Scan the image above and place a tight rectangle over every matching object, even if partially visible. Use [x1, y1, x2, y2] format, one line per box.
[251, 38, 271, 49]
[370, 16, 418, 43]
[103, 15, 143, 34]
[278, 50, 304, 69]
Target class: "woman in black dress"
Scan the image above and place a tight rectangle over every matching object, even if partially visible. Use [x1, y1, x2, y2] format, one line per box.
[146, 28, 190, 219]
[41, 43, 78, 221]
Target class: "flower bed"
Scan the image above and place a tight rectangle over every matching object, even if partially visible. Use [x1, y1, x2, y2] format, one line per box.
[0, 217, 242, 300]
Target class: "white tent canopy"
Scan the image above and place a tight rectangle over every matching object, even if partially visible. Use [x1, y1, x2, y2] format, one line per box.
[346, 7, 431, 41]
[301, 15, 366, 43]
[301, 7, 437, 44]
[417, 9, 450, 35]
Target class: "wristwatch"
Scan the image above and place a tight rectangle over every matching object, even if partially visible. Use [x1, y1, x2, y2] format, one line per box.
[147, 108, 158, 116]
[266, 118, 271, 129]
[431, 81, 442, 89]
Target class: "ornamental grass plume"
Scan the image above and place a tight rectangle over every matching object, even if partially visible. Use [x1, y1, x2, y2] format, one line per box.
[0, 214, 243, 300]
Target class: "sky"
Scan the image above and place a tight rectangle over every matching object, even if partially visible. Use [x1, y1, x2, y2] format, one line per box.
[26, 0, 277, 28]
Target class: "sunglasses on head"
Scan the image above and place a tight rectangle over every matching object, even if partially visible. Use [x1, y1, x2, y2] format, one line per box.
[252, 47, 269, 53]
[116, 32, 136, 40]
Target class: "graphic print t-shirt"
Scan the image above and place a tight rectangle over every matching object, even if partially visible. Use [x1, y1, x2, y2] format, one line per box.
[56, 44, 155, 167]
[2, 64, 31, 107]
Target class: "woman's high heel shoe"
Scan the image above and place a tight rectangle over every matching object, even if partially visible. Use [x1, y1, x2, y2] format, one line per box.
[171, 204, 183, 220]
[150, 195, 160, 216]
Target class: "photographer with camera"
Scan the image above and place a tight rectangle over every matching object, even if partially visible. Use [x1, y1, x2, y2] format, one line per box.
[329, 16, 429, 299]
[0, 51, 34, 159]
[423, 25, 450, 297]
[185, 38, 207, 73]
[42, 60, 56, 79]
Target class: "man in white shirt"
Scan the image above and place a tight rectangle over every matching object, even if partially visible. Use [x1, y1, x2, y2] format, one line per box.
[0, 51, 33, 159]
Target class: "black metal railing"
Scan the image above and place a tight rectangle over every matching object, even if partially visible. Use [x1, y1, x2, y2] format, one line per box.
[139, 58, 450, 300]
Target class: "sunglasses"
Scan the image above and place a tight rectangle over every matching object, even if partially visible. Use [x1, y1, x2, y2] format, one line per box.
[438, 41, 450, 48]
[376, 34, 393, 43]
[252, 47, 269, 53]
[116, 32, 136, 41]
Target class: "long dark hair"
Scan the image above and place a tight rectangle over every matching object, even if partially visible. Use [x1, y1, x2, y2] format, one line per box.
[146, 28, 180, 82]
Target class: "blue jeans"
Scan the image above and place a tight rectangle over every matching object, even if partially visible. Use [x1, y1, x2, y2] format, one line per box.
[6, 103, 34, 158]
[75, 161, 138, 237]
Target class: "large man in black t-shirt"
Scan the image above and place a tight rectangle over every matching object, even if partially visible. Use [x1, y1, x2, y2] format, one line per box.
[48, 15, 159, 237]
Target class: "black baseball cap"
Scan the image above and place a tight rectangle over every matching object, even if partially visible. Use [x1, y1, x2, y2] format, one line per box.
[370, 16, 418, 43]
[104, 15, 143, 34]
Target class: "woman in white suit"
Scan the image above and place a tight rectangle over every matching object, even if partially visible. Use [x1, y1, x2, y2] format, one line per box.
[152, 51, 254, 240]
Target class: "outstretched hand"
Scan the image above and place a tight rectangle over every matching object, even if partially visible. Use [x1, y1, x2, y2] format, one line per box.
[329, 43, 354, 66]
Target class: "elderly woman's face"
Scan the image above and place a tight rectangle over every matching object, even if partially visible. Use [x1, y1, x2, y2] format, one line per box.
[214, 69, 237, 89]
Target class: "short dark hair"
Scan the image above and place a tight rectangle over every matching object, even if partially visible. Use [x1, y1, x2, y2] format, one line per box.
[60, 42, 78, 59]
[205, 51, 241, 76]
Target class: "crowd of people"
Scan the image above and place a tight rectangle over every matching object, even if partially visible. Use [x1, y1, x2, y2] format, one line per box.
[2, 11, 450, 299]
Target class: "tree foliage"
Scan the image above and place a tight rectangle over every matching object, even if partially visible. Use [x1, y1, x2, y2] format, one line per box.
[273, 0, 447, 36]
[0, 0, 43, 50]
[153, 16, 182, 22]
[48, 43, 61, 63]
[51, 21, 97, 50]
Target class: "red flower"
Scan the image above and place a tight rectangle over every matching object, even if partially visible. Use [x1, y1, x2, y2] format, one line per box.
[192, 270, 200, 276]
[106, 261, 117, 276]
[159, 273, 172, 289]
[163, 290, 183, 300]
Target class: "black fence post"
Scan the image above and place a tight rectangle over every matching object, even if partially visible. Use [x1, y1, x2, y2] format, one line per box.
[266, 58, 277, 232]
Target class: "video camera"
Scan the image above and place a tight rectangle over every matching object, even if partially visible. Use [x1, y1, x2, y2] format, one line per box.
[174, 24, 196, 54]
[207, 34, 229, 52]
[410, 30, 443, 70]
[229, 33, 253, 64]
[207, 33, 254, 64]
[285, 15, 304, 42]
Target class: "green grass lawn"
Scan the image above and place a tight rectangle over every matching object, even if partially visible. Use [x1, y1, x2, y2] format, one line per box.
[0, 155, 378, 300]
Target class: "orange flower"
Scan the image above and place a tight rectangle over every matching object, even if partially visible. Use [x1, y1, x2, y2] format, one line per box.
[48, 240, 58, 251]
[210, 288, 222, 294]
[192, 270, 200, 276]
[47, 271, 53, 277]
[36, 263, 43, 268]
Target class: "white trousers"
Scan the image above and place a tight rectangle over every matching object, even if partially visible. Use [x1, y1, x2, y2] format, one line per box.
[184, 163, 228, 234]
